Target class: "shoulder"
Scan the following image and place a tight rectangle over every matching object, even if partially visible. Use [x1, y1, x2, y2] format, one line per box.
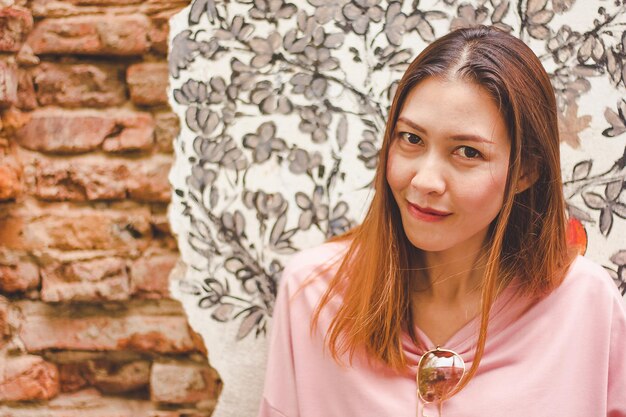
[279, 239, 351, 292]
[553, 255, 624, 311]
[562, 255, 617, 294]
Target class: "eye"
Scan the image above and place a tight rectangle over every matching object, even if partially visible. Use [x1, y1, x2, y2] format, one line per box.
[455, 146, 483, 159]
[398, 132, 422, 145]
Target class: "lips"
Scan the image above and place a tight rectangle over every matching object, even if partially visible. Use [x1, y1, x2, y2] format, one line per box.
[406, 201, 451, 222]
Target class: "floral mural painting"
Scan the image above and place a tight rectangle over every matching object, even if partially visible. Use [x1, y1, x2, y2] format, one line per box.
[167, 1, 626, 415]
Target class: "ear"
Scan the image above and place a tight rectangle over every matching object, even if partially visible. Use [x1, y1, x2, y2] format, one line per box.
[514, 164, 539, 194]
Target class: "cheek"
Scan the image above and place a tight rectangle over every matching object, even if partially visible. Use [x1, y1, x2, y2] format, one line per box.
[385, 149, 410, 192]
[457, 171, 508, 211]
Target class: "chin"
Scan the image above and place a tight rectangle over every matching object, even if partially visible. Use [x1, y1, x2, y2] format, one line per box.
[403, 234, 449, 253]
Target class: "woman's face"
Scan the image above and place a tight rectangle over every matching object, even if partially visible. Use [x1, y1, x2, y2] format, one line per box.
[386, 77, 511, 256]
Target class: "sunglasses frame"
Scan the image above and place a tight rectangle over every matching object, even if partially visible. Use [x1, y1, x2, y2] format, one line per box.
[416, 347, 467, 405]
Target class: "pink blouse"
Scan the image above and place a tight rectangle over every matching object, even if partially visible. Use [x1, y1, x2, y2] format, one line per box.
[258, 241, 626, 417]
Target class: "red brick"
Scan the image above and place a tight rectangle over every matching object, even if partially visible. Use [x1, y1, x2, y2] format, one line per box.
[29, 157, 130, 201]
[126, 156, 171, 202]
[30, 0, 190, 18]
[0, 107, 29, 136]
[0, 157, 21, 201]
[154, 112, 178, 153]
[0, 260, 39, 293]
[0, 388, 174, 417]
[150, 362, 217, 404]
[23, 206, 152, 251]
[102, 112, 155, 153]
[150, 207, 173, 237]
[0, 355, 60, 401]
[27, 15, 150, 56]
[0, 61, 18, 108]
[32, 62, 126, 108]
[0, 7, 33, 52]
[27, 154, 171, 202]
[0, 295, 11, 343]
[59, 359, 150, 394]
[188, 327, 208, 357]
[127, 62, 168, 106]
[130, 253, 177, 299]
[15, 109, 154, 154]
[148, 17, 169, 55]
[16, 70, 37, 110]
[15, 44, 40, 67]
[15, 109, 116, 153]
[58, 363, 88, 393]
[0, 207, 26, 250]
[41, 257, 130, 302]
[16, 300, 198, 353]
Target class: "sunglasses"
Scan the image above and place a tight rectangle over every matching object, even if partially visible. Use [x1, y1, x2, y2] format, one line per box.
[416, 347, 466, 408]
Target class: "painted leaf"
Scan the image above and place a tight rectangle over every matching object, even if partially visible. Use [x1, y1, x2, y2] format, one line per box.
[610, 250, 626, 266]
[212, 303, 236, 322]
[566, 203, 594, 222]
[189, 0, 217, 24]
[336, 114, 348, 150]
[572, 160, 592, 181]
[602, 107, 626, 137]
[605, 180, 623, 201]
[613, 202, 626, 219]
[528, 25, 550, 40]
[527, 0, 548, 14]
[269, 214, 287, 247]
[416, 16, 435, 42]
[491, 0, 509, 23]
[169, 30, 200, 78]
[530, 9, 554, 25]
[582, 191, 606, 209]
[552, 0, 575, 13]
[179, 280, 202, 296]
[599, 207, 613, 236]
[237, 309, 264, 340]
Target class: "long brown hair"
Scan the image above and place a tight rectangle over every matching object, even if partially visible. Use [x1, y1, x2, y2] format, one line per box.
[311, 26, 577, 386]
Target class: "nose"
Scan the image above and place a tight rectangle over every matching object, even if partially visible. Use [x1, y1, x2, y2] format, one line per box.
[409, 153, 447, 195]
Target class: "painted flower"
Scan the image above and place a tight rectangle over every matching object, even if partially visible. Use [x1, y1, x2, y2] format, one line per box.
[384, 2, 408, 46]
[186, 106, 219, 136]
[296, 185, 329, 230]
[287, 148, 323, 175]
[193, 136, 248, 170]
[231, 58, 257, 92]
[289, 72, 329, 100]
[450, 3, 489, 31]
[328, 201, 352, 237]
[207, 76, 236, 105]
[298, 105, 332, 143]
[187, 165, 217, 193]
[173, 79, 209, 105]
[249, 32, 282, 68]
[547, 25, 582, 63]
[249, 0, 297, 21]
[242, 122, 287, 163]
[250, 80, 293, 114]
[342, 0, 384, 35]
[307, 0, 349, 24]
[358, 129, 379, 169]
[214, 15, 254, 42]
[243, 190, 287, 218]
[198, 278, 227, 308]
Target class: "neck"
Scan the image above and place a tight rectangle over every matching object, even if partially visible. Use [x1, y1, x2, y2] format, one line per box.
[414, 245, 488, 305]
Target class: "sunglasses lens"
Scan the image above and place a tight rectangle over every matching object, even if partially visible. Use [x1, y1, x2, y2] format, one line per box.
[417, 349, 465, 403]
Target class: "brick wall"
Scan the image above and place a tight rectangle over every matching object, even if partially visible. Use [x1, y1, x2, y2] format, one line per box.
[0, 0, 222, 415]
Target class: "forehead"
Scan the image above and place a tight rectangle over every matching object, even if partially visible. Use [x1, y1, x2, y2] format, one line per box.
[397, 77, 509, 143]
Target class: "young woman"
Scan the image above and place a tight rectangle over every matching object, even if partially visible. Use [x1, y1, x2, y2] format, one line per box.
[258, 26, 626, 417]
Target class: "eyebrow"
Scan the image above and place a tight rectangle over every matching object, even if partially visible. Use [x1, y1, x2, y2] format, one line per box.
[397, 117, 495, 144]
